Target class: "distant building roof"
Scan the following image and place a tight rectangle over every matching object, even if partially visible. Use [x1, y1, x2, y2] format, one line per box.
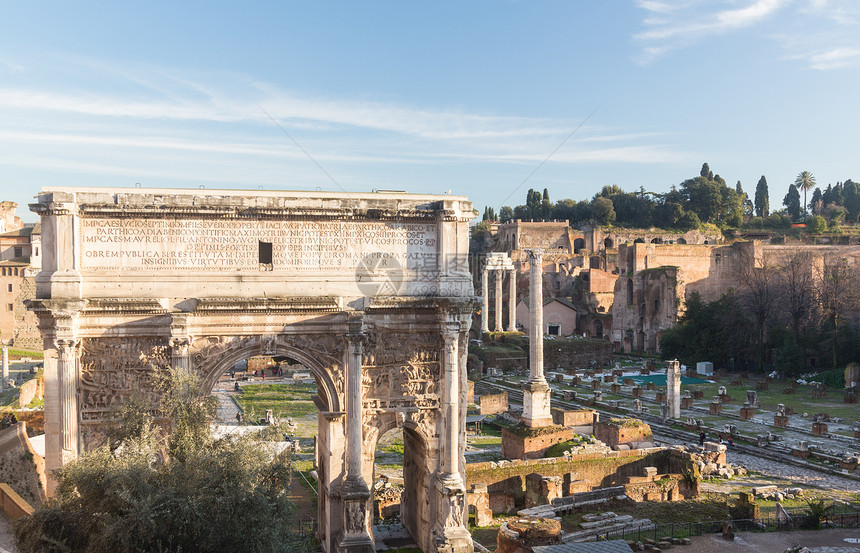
[519, 297, 578, 311]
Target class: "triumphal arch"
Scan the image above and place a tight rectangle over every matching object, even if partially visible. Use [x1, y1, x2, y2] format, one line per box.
[29, 187, 477, 553]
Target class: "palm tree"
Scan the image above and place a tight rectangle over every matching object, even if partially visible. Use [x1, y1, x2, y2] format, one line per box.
[795, 171, 816, 219]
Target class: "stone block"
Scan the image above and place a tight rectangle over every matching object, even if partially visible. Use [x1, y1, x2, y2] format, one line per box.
[756, 381, 768, 390]
[739, 406, 755, 420]
[681, 397, 694, 409]
[709, 402, 722, 415]
[774, 415, 789, 427]
[812, 421, 828, 436]
[632, 387, 643, 398]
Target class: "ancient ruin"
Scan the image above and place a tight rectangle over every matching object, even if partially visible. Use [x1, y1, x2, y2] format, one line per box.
[28, 187, 477, 553]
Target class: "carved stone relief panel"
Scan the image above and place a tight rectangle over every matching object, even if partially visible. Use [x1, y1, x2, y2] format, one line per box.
[79, 337, 170, 423]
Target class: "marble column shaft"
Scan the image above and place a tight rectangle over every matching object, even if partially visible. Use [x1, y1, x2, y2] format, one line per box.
[507, 269, 516, 332]
[528, 251, 544, 381]
[442, 326, 460, 475]
[481, 268, 489, 334]
[494, 269, 503, 332]
[57, 339, 78, 457]
[345, 332, 365, 481]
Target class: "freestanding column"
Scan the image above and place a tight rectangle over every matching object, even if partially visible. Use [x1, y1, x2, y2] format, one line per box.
[56, 339, 79, 463]
[521, 249, 552, 427]
[481, 267, 489, 334]
[528, 250, 544, 381]
[506, 269, 516, 332]
[494, 269, 503, 332]
[338, 320, 374, 553]
[667, 359, 681, 420]
[1, 346, 7, 386]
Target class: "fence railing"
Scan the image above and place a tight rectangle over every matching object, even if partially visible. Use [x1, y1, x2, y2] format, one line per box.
[593, 512, 860, 543]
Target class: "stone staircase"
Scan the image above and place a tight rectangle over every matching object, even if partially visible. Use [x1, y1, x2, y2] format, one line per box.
[561, 511, 655, 543]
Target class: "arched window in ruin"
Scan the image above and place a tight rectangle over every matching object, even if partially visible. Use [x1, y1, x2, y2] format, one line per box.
[634, 238, 645, 244]
[677, 238, 687, 244]
[650, 237, 662, 244]
[604, 238, 614, 249]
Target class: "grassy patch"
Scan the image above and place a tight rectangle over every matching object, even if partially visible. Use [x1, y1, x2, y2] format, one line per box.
[6, 349, 42, 360]
[234, 383, 318, 421]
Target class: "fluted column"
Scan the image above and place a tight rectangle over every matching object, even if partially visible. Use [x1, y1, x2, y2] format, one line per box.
[481, 267, 489, 334]
[338, 320, 374, 553]
[432, 318, 471, 553]
[506, 269, 516, 332]
[494, 269, 503, 332]
[345, 330, 365, 482]
[170, 338, 190, 372]
[442, 323, 460, 474]
[56, 339, 79, 463]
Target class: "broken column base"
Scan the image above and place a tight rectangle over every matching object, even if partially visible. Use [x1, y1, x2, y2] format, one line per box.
[774, 415, 789, 427]
[501, 424, 574, 460]
[497, 519, 561, 553]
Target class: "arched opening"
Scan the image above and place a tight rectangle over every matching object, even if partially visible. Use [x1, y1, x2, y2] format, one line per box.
[366, 419, 433, 544]
[677, 238, 687, 244]
[594, 320, 604, 338]
[573, 238, 585, 254]
[604, 238, 614, 249]
[196, 339, 344, 551]
[650, 237, 662, 244]
[634, 238, 645, 244]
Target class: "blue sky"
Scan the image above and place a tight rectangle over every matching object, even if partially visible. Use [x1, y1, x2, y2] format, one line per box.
[1, 1, 858, 223]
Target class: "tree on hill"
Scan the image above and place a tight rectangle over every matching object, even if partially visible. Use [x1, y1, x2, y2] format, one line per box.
[794, 171, 815, 219]
[754, 176, 770, 217]
[590, 197, 616, 226]
[843, 180, 860, 223]
[700, 163, 710, 178]
[810, 187, 823, 215]
[783, 184, 802, 221]
[499, 205, 513, 223]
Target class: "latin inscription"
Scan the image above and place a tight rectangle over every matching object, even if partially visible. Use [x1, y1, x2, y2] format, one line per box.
[79, 218, 438, 272]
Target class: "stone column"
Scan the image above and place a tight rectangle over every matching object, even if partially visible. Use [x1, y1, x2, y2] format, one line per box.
[433, 319, 472, 553]
[528, 249, 545, 381]
[481, 266, 489, 334]
[522, 249, 552, 428]
[1, 346, 7, 386]
[338, 320, 374, 553]
[667, 359, 681, 420]
[494, 269, 503, 332]
[170, 338, 190, 372]
[56, 338, 79, 464]
[507, 269, 516, 332]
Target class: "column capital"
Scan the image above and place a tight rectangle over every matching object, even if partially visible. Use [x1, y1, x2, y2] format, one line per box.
[525, 248, 544, 265]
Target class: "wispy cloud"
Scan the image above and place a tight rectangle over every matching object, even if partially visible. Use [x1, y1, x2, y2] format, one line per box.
[0, 58, 691, 179]
[633, 0, 860, 69]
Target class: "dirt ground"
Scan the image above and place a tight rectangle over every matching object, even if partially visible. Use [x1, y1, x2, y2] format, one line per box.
[686, 528, 860, 552]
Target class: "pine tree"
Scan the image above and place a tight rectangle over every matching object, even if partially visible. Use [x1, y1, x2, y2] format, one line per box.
[783, 184, 801, 220]
[700, 163, 710, 178]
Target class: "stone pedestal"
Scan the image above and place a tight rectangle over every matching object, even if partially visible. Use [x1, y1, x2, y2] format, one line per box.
[812, 388, 827, 399]
[646, 382, 656, 391]
[432, 475, 472, 553]
[692, 389, 704, 399]
[812, 422, 828, 436]
[521, 380, 553, 428]
[709, 401, 722, 415]
[655, 391, 667, 403]
[719, 394, 731, 404]
[756, 381, 769, 391]
[591, 379, 601, 390]
[632, 387, 643, 398]
[681, 397, 694, 409]
[844, 392, 857, 404]
[774, 415, 789, 427]
[571, 376, 581, 385]
[739, 405, 756, 420]
[611, 384, 621, 394]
